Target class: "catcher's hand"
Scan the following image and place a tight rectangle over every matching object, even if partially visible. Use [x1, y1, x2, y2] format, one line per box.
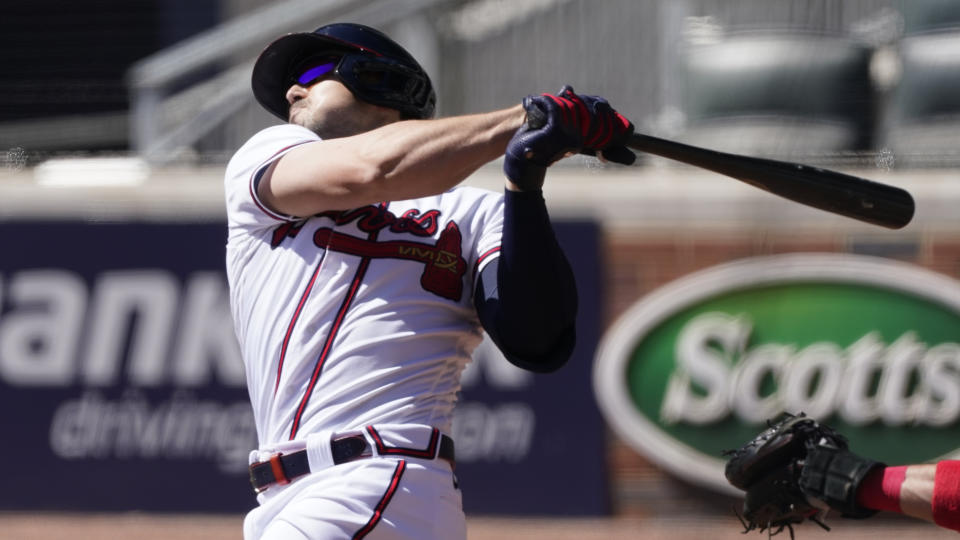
[724, 413, 883, 538]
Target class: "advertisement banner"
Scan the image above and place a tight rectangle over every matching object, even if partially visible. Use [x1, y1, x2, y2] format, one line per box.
[594, 253, 960, 495]
[0, 219, 606, 514]
[0, 222, 254, 511]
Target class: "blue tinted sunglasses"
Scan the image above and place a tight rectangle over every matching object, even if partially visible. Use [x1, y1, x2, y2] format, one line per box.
[291, 56, 342, 87]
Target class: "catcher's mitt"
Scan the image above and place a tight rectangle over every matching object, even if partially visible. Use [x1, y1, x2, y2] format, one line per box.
[724, 412, 882, 538]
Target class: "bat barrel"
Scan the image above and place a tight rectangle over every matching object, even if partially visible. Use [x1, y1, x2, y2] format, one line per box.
[629, 134, 915, 230]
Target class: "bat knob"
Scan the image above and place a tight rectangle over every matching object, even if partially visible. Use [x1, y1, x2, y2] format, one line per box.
[523, 100, 548, 130]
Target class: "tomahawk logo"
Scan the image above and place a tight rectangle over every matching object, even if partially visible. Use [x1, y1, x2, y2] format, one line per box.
[272, 205, 468, 301]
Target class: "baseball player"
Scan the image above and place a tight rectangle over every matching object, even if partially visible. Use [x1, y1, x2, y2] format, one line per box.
[223, 22, 634, 540]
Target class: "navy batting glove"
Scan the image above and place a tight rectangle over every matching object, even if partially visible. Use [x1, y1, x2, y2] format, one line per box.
[503, 94, 583, 190]
[503, 86, 637, 189]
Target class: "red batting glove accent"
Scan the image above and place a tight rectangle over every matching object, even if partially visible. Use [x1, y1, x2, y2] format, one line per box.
[589, 113, 611, 148]
[573, 97, 591, 136]
[544, 94, 578, 132]
[856, 465, 906, 513]
[933, 460, 960, 532]
[558, 89, 591, 137]
[614, 111, 632, 133]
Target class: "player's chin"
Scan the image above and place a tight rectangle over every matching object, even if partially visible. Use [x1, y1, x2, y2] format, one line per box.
[288, 102, 311, 125]
[289, 113, 321, 134]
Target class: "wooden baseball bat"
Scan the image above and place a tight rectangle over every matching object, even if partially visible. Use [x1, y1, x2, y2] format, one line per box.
[624, 133, 914, 230]
[523, 102, 914, 229]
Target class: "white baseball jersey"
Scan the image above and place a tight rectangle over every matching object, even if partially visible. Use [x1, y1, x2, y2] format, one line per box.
[224, 123, 503, 448]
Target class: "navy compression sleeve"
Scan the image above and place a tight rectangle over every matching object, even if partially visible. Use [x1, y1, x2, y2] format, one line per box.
[473, 189, 577, 372]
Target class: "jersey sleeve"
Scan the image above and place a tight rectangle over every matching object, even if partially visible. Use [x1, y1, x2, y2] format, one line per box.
[223, 124, 320, 232]
[436, 187, 502, 307]
[470, 189, 504, 277]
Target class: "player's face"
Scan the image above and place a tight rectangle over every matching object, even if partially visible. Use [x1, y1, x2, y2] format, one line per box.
[285, 61, 401, 139]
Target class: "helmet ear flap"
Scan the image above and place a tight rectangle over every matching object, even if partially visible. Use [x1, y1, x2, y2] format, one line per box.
[336, 55, 435, 119]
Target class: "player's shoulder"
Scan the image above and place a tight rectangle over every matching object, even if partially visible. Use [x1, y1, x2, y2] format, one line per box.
[233, 124, 318, 159]
[225, 124, 319, 179]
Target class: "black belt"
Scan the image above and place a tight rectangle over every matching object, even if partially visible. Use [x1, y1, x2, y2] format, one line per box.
[249, 433, 455, 493]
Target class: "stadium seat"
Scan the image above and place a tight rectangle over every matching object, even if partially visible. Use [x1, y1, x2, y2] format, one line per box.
[679, 33, 875, 160]
[879, 2, 960, 166]
[898, 0, 960, 35]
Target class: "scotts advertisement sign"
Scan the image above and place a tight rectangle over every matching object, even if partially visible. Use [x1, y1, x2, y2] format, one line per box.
[594, 254, 960, 495]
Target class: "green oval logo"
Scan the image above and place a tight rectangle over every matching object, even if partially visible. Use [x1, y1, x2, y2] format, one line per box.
[594, 254, 960, 494]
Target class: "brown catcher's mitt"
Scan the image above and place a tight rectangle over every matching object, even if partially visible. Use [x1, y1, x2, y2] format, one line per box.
[723, 413, 882, 539]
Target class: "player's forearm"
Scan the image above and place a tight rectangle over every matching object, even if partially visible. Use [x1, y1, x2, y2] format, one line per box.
[857, 461, 960, 531]
[268, 105, 524, 215]
[473, 189, 577, 372]
[365, 105, 525, 193]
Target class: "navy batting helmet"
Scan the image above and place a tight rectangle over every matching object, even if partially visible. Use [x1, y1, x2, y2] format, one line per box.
[252, 23, 436, 121]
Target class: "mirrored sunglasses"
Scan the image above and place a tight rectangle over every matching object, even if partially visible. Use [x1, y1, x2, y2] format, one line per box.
[292, 56, 342, 87]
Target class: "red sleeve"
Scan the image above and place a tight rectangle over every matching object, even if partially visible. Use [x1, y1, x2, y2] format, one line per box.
[933, 460, 960, 532]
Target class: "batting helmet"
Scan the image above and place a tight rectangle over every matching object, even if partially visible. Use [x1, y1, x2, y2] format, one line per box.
[252, 23, 436, 121]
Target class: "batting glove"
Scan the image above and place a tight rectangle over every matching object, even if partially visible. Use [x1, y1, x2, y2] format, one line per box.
[503, 86, 636, 190]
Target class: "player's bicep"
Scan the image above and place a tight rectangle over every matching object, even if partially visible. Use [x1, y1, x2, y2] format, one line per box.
[253, 159, 287, 215]
[259, 139, 383, 217]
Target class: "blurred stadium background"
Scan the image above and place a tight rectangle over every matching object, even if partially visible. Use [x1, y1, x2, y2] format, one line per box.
[2, 0, 960, 538]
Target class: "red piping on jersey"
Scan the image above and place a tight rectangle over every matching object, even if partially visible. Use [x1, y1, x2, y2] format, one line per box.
[351, 460, 406, 540]
[476, 246, 501, 266]
[366, 426, 439, 458]
[288, 256, 370, 439]
[288, 202, 387, 440]
[474, 245, 501, 272]
[273, 261, 323, 396]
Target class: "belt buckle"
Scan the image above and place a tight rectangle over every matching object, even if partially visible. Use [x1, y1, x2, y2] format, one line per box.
[248, 464, 263, 494]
